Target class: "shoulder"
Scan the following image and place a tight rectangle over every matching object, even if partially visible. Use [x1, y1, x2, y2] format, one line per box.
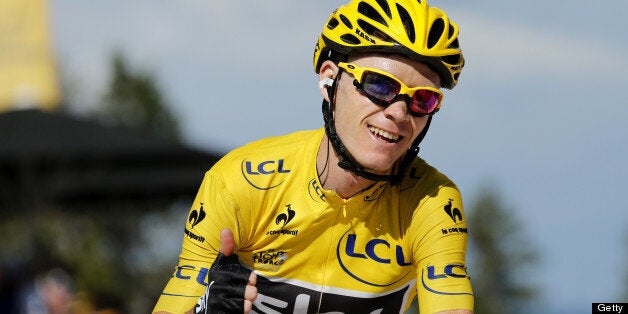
[205, 129, 323, 191]
[211, 129, 322, 171]
[396, 157, 463, 228]
[400, 157, 458, 194]
[223, 129, 321, 160]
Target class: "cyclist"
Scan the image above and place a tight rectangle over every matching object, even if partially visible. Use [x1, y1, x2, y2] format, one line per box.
[154, 0, 473, 313]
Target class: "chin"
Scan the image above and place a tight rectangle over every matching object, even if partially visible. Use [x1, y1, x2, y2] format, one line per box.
[358, 156, 398, 175]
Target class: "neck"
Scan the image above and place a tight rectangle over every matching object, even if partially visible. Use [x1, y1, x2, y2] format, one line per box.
[317, 135, 376, 199]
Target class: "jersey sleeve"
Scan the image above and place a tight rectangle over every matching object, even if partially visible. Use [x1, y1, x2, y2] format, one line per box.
[153, 171, 244, 313]
[408, 183, 474, 313]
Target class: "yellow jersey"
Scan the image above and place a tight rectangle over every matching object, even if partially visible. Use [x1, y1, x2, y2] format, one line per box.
[154, 128, 473, 313]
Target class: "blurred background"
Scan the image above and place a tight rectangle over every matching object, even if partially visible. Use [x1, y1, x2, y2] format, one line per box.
[0, 0, 626, 313]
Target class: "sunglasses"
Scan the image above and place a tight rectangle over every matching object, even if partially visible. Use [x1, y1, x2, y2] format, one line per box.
[337, 62, 443, 117]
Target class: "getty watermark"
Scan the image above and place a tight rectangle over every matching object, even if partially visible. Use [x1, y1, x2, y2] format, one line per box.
[593, 303, 628, 313]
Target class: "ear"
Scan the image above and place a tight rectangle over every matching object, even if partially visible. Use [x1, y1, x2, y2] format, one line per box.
[318, 60, 338, 102]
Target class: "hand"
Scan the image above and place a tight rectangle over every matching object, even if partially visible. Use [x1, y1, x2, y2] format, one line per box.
[192, 228, 257, 314]
[217, 228, 258, 313]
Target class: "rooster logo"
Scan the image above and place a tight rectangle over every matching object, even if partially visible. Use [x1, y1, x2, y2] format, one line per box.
[275, 204, 296, 228]
[444, 199, 463, 223]
[188, 203, 206, 228]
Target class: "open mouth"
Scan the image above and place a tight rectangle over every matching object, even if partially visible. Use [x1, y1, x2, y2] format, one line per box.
[368, 125, 401, 143]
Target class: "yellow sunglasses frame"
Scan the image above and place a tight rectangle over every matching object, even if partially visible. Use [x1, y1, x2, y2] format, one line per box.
[337, 62, 444, 116]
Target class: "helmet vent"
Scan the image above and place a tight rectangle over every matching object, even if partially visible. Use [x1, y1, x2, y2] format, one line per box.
[357, 20, 393, 42]
[442, 53, 462, 65]
[358, 2, 388, 26]
[427, 18, 445, 49]
[449, 37, 460, 49]
[447, 23, 455, 39]
[339, 14, 354, 29]
[340, 34, 362, 45]
[395, 4, 416, 43]
[374, 0, 392, 18]
[327, 17, 340, 30]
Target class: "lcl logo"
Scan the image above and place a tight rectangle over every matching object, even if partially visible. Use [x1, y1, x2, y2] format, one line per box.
[244, 159, 290, 175]
[241, 159, 291, 190]
[336, 231, 412, 287]
[421, 264, 473, 296]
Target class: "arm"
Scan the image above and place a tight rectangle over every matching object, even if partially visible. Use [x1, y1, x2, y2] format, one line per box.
[153, 172, 245, 313]
[410, 184, 474, 313]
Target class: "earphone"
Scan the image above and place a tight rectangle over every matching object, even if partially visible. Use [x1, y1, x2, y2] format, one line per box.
[319, 77, 335, 89]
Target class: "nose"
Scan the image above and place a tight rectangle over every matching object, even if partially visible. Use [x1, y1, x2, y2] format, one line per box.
[383, 100, 411, 122]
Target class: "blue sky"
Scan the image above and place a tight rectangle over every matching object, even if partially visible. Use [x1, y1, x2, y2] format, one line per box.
[50, 1, 628, 312]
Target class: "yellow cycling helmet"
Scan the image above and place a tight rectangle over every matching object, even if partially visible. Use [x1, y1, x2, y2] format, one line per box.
[313, 0, 464, 89]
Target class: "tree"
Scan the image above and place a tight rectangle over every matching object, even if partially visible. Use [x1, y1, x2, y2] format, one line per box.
[467, 186, 540, 314]
[101, 52, 181, 141]
[0, 52, 195, 313]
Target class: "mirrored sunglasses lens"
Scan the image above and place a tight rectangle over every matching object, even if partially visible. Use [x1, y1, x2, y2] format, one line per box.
[411, 90, 440, 114]
[362, 72, 400, 102]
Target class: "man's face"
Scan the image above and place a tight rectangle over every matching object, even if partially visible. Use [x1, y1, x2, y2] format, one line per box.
[332, 54, 441, 175]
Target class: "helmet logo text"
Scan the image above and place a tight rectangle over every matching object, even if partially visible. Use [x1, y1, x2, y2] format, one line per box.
[355, 28, 376, 44]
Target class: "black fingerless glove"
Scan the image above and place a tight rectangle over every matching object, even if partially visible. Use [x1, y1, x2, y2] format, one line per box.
[195, 252, 252, 314]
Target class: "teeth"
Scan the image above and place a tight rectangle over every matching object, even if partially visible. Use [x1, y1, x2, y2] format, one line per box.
[369, 126, 399, 142]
